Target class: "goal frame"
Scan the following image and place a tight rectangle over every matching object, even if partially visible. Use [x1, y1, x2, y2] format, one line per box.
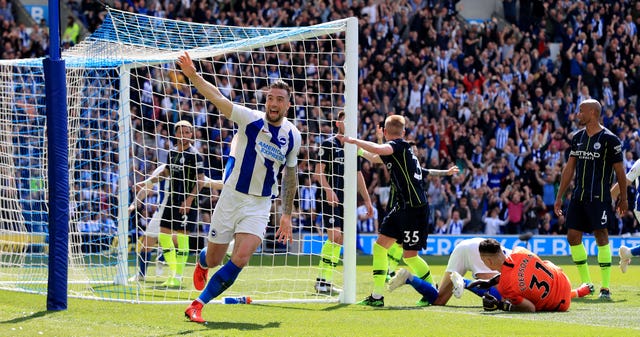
[48, 11, 360, 304]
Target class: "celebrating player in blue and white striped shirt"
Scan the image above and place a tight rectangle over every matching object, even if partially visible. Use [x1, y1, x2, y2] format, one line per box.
[224, 103, 300, 197]
[177, 51, 301, 323]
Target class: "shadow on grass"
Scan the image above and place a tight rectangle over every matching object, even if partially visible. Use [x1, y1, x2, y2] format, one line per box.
[0, 310, 50, 324]
[185, 320, 281, 332]
[255, 303, 349, 312]
[571, 297, 626, 304]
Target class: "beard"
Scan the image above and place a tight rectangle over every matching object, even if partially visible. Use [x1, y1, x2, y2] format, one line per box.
[266, 110, 284, 124]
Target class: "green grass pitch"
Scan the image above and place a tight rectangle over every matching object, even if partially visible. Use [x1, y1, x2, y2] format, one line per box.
[1, 255, 639, 336]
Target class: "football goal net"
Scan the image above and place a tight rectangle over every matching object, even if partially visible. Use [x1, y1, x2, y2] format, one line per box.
[0, 8, 359, 304]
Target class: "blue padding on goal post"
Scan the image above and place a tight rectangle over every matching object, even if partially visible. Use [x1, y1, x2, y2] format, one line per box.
[44, 58, 69, 311]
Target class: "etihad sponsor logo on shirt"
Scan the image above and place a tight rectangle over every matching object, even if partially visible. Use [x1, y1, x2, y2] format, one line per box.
[257, 141, 285, 163]
[170, 163, 184, 173]
[570, 150, 601, 160]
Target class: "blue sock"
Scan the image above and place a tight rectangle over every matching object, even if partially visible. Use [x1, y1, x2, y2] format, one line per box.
[199, 247, 208, 268]
[463, 279, 502, 301]
[198, 260, 242, 304]
[487, 286, 502, 301]
[408, 275, 438, 304]
[139, 251, 152, 277]
[631, 246, 640, 256]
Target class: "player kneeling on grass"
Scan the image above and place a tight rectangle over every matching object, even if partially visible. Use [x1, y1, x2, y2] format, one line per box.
[468, 238, 593, 312]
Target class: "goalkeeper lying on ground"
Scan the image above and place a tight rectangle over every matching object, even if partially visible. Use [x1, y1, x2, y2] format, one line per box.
[473, 238, 593, 312]
[388, 237, 593, 309]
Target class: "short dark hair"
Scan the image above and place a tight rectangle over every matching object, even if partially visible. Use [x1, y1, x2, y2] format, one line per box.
[478, 238, 501, 255]
[269, 80, 291, 98]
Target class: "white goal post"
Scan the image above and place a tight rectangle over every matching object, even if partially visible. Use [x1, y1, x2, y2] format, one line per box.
[0, 8, 359, 304]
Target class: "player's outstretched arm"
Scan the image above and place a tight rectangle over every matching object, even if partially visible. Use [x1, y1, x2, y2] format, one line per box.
[203, 176, 223, 190]
[129, 186, 151, 214]
[338, 134, 393, 156]
[358, 147, 383, 164]
[467, 273, 500, 290]
[423, 165, 460, 177]
[129, 164, 168, 213]
[176, 51, 233, 118]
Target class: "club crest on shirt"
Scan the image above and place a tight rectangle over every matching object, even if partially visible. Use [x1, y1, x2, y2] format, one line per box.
[279, 136, 287, 146]
[593, 142, 601, 150]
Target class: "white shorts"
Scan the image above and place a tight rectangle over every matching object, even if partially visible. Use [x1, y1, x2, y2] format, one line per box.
[145, 210, 162, 238]
[208, 188, 271, 243]
[445, 237, 496, 279]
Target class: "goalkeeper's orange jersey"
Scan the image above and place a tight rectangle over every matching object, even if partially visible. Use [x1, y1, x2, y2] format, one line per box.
[496, 247, 572, 312]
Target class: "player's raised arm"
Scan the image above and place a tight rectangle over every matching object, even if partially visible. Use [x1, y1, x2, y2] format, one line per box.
[176, 51, 233, 118]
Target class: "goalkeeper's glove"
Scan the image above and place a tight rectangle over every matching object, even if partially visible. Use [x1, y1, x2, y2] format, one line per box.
[466, 273, 501, 290]
[482, 294, 512, 311]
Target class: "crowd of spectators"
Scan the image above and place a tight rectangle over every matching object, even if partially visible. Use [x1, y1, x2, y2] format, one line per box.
[5, 0, 640, 239]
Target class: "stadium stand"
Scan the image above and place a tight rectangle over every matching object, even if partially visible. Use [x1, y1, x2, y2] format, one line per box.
[5, 0, 639, 237]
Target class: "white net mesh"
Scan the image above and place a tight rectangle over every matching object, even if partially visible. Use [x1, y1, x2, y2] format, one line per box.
[0, 8, 357, 303]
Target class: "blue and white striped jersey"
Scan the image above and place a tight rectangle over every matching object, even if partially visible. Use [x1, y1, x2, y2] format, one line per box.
[223, 104, 302, 197]
[625, 159, 640, 212]
[356, 205, 378, 233]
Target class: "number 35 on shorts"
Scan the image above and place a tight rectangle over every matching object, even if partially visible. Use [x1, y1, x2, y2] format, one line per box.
[404, 231, 420, 244]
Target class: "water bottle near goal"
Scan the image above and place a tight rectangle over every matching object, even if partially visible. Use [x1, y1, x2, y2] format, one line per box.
[223, 296, 252, 304]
